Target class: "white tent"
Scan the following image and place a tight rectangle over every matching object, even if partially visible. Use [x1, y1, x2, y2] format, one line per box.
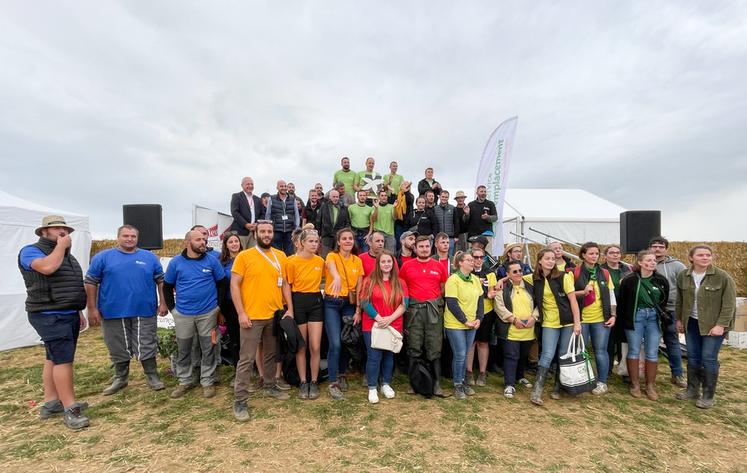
[0, 190, 92, 351]
[501, 188, 625, 245]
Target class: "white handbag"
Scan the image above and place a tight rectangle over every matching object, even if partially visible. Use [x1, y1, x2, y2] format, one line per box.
[558, 333, 596, 394]
[370, 325, 404, 353]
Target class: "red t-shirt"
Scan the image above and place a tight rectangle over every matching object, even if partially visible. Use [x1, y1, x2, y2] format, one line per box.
[362, 278, 408, 333]
[400, 254, 414, 265]
[399, 258, 448, 301]
[360, 252, 399, 277]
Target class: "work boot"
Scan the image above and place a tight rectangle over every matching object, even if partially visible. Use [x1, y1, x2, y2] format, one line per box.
[63, 406, 90, 430]
[102, 361, 129, 396]
[466, 371, 475, 386]
[170, 384, 193, 399]
[549, 369, 562, 400]
[203, 385, 217, 398]
[696, 370, 718, 409]
[644, 361, 659, 401]
[530, 366, 548, 406]
[675, 365, 701, 401]
[308, 381, 320, 400]
[141, 357, 165, 391]
[627, 358, 641, 398]
[233, 400, 250, 422]
[476, 372, 487, 387]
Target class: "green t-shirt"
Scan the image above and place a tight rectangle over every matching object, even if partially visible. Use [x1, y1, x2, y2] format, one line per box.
[348, 204, 373, 230]
[637, 276, 661, 309]
[374, 204, 395, 235]
[355, 170, 383, 198]
[384, 173, 404, 196]
[332, 170, 357, 198]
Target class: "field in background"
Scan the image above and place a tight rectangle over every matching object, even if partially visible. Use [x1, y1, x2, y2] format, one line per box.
[91, 240, 747, 296]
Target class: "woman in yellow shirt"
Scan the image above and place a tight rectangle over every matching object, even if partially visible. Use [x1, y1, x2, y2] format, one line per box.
[286, 228, 325, 400]
[495, 260, 539, 398]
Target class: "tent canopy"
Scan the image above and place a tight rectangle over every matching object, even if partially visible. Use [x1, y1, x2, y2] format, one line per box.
[0, 190, 91, 351]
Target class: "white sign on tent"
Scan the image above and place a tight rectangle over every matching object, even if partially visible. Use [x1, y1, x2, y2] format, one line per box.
[192, 205, 234, 251]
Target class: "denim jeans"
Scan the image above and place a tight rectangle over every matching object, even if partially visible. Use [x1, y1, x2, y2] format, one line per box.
[445, 328, 476, 386]
[503, 339, 532, 387]
[685, 317, 724, 373]
[448, 238, 456, 258]
[354, 229, 369, 253]
[582, 322, 611, 383]
[324, 296, 356, 383]
[661, 311, 684, 376]
[625, 308, 661, 362]
[363, 332, 393, 388]
[271, 231, 294, 255]
[538, 326, 574, 369]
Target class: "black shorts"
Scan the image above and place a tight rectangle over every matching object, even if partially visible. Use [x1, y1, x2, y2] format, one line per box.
[292, 292, 324, 325]
[27, 312, 80, 364]
[475, 310, 497, 343]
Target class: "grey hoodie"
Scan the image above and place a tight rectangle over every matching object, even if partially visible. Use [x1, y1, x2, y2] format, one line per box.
[656, 255, 687, 311]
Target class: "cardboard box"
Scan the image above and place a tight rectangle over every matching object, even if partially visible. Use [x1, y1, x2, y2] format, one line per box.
[728, 331, 747, 349]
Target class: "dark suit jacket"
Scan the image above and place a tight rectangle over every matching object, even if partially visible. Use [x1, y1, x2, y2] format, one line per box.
[316, 202, 351, 239]
[230, 192, 265, 235]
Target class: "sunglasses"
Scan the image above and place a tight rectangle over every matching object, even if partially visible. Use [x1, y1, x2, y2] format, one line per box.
[255, 219, 273, 225]
[509, 269, 522, 274]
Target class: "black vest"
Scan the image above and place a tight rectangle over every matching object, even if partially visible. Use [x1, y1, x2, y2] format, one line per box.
[268, 194, 296, 233]
[18, 238, 87, 313]
[497, 280, 535, 340]
[533, 274, 574, 325]
[574, 264, 612, 321]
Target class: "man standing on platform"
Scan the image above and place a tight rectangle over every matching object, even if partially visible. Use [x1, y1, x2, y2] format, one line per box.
[372, 189, 398, 252]
[85, 225, 168, 396]
[348, 190, 374, 252]
[383, 161, 404, 201]
[465, 185, 498, 248]
[332, 156, 357, 202]
[316, 189, 351, 257]
[230, 176, 264, 249]
[434, 190, 458, 257]
[453, 190, 470, 252]
[417, 167, 442, 197]
[265, 180, 300, 255]
[353, 157, 383, 204]
[360, 231, 387, 277]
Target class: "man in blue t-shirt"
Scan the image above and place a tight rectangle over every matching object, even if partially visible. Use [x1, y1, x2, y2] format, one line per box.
[17, 215, 89, 430]
[84, 225, 168, 396]
[163, 229, 226, 399]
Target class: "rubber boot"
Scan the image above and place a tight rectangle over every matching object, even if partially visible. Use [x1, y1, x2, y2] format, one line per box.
[644, 360, 658, 401]
[530, 366, 548, 406]
[141, 357, 165, 391]
[432, 361, 448, 398]
[675, 365, 701, 401]
[696, 370, 718, 409]
[549, 368, 562, 400]
[627, 358, 641, 398]
[102, 361, 129, 395]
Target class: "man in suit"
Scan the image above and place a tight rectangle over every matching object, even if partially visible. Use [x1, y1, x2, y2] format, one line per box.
[230, 177, 265, 248]
[316, 189, 351, 257]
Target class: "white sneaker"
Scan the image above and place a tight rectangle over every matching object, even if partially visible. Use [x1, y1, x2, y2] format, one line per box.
[380, 384, 395, 399]
[368, 388, 379, 404]
[592, 382, 608, 395]
[503, 386, 516, 398]
[518, 378, 533, 389]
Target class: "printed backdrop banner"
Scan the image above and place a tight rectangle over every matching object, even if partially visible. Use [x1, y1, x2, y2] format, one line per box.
[192, 205, 233, 251]
[475, 116, 519, 256]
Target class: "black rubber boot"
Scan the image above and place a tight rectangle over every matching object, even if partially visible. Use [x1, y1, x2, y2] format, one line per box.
[530, 366, 548, 405]
[432, 361, 448, 398]
[696, 370, 718, 409]
[675, 365, 701, 401]
[142, 357, 165, 391]
[102, 361, 129, 395]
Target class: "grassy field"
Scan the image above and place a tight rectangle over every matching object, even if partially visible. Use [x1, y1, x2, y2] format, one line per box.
[1, 328, 746, 472]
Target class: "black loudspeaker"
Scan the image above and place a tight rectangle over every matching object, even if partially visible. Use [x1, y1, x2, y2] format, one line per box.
[620, 211, 661, 254]
[123, 204, 163, 250]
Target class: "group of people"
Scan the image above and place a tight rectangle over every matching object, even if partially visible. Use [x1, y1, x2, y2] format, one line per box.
[17, 158, 738, 430]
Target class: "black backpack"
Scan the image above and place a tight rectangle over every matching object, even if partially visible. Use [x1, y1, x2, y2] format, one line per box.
[408, 358, 434, 398]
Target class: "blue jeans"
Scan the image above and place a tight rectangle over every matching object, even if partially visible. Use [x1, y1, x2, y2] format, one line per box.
[354, 229, 369, 253]
[323, 297, 356, 383]
[394, 221, 406, 252]
[448, 238, 456, 258]
[538, 326, 574, 369]
[503, 339, 532, 387]
[661, 311, 684, 376]
[445, 328, 476, 386]
[685, 317, 724, 373]
[271, 231, 294, 255]
[582, 322, 611, 383]
[363, 332, 393, 388]
[625, 308, 661, 362]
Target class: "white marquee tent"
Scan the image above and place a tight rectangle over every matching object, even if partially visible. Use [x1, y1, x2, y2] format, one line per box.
[501, 188, 626, 245]
[0, 190, 92, 351]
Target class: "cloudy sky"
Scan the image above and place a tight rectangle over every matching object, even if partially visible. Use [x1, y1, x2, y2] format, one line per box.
[1, 1, 745, 240]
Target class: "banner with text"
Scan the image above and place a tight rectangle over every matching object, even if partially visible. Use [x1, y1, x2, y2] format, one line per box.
[475, 116, 518, 256]
[192, 205, 234, 251]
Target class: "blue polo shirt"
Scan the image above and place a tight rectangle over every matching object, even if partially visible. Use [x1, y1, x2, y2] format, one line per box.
[86, 248, 164, 319]
[164, 253, 225, 315]
[223, 258, 234, 281]
[19, 245, 77, 316]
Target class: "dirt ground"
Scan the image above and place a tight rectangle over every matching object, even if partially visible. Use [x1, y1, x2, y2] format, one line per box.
[1, 327, 746, 472]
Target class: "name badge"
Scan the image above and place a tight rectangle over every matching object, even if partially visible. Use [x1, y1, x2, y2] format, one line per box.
[281, 215, 289, 220]
[277, 277, 284, 287]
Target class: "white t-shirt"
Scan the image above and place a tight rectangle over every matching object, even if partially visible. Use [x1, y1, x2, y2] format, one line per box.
[690, 271, 706, 320]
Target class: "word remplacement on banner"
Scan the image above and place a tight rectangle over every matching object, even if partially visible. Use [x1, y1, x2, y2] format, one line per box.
[192, 205, 233, 251]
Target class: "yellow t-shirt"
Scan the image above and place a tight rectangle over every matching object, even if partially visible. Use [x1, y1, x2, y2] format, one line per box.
[324, 252, 363, 297]
[444, 273, 483, 330]
[478, 272, 498, 313]
[507, 284, 536, 342]
[525, 273, 576, 329]
[581, 274, 615, 324]
[231, 247, 288, 320]
[286, 254, 324, 293]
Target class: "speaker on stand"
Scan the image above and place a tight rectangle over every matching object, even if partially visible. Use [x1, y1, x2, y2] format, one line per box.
[620, 210, 661, 254]
[123, 204, 164, 250]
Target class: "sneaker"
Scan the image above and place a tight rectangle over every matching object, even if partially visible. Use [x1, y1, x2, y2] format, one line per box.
[454, 384, 466, 400]
[63, 406, 90, 430]
[233, 401, 250, 422]
[476, 372, 487, 387]
[592, 382, 609, 395]
[380, 384, 396, 399]
[40, 400, 89, 420]
[264, 386, 290, 400]
[671, 375, 687, 389]
[504, 386, 516, 398]
[170, 384, 193, 399]
[275, 378, 291, 391]
[338, 375, 349, 392]
[368, 388, 379, 404]
[298, 382, 310, 400]
[203, 385, 217, 398]
[518, 378, 533, 389]
[308, 381, 320, 400]
[463, 385, 476, 396]
[466, 372, 475, 386]
[328, 383, 345, 401]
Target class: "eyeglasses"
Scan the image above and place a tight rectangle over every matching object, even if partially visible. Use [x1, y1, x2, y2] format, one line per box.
[509, 269, 522, 274]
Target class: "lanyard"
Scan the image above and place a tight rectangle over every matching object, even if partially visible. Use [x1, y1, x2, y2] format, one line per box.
[255, 247, 281, 274]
